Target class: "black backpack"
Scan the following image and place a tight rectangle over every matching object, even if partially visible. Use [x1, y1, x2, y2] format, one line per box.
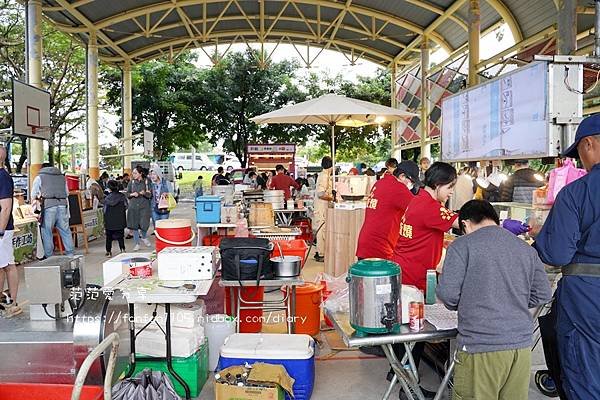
[219, 237, 273, 284]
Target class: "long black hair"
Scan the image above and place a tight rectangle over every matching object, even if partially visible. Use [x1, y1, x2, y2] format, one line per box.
[424, 162, 457, 189]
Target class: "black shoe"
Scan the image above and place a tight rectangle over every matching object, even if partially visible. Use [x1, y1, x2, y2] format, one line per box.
[359, 345, 386, 357]
[314, 253, 324, 262]
[105, 252, 112, 257]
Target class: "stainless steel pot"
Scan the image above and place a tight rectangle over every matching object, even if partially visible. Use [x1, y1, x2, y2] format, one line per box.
[271, 255, 302, 278]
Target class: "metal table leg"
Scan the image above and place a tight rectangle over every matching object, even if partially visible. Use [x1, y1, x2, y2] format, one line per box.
[124, 303, 137, 378]
[286, 286, 292, 333]
[290, 285, 297, 334]
[165, 303, 191, 399]
[381, 343, 425, 400]
[433, 350, 456, 400]
[382, 374, 398, 400]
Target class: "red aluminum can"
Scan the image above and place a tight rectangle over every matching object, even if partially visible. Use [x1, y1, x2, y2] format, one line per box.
[409, 301, 422, 332]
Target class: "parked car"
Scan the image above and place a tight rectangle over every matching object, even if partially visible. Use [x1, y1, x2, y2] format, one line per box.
[170, 152, 217, 171]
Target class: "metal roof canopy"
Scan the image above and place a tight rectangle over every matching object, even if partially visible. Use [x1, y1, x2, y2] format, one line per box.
[39, 0, 590, 68]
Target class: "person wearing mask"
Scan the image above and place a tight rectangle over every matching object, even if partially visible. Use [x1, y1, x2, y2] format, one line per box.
[437, 200, 551, 400]
[149, 166, 171, 226]
[357, 162, 367, 175]
[103, 180, 127, 257]
[31, 162, 74, 259]
[192, 175, 204, 197]
[385, 158, 398, 174]
[500, 159, 544, 203]
[313, 156, 333, 262]
[533, 114, 600, 400]
[307, 174, 316, 189]
[127, 166, 152, 251]
[269, 164, 300, 201]
[390, 162, 460, 396]
[0, 145, 21, 317]
[356, 161, 419, 260]
[246, 171, 258, 188]
[419, 157, 431, 182]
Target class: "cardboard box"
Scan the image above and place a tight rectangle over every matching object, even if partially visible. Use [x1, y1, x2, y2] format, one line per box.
[249, 203, 274, 227]
[215, 382, 284, 400]
[215, 363, 293, 400]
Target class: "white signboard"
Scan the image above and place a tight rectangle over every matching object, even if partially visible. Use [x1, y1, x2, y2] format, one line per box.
[441, 62, 550, 162]
[143, 129, 154, 157]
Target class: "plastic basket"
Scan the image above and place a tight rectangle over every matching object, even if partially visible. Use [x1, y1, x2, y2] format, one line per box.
[0, 383, 103, 400]
[271, 239, 309, 267]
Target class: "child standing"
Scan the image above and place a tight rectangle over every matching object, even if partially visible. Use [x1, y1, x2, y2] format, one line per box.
[103, 180, 127, 257]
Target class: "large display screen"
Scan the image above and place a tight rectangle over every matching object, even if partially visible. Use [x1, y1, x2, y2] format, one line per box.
[441, 62, 549, 161]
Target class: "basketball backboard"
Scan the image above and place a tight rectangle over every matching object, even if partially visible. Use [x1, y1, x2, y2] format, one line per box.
[12, 78, 51, 140]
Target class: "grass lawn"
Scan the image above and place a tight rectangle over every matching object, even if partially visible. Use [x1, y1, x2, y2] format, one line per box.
[177, 170, 214, 194]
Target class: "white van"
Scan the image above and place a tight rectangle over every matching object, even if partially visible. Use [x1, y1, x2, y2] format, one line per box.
[170, 153, 217, 171]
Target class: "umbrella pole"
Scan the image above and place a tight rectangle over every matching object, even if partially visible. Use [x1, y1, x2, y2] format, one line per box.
[331, 123, 336, 186]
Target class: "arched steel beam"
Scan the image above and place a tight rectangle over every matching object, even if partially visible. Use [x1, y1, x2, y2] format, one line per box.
[84, 0, 453, 53]
[110, 14, 410, 52]
[101, 30, 397, 65]
[485, 0, 523, 42]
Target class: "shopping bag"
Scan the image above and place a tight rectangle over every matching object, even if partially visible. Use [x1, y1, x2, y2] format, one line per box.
[111, 369, 181, 400]
[166, 193, 177, 211]
[158, 194, 169, 210]
[546, 159, 587, 204]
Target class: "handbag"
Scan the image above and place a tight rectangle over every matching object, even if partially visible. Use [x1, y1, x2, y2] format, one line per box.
[219, 237, 273, 285]
[158, 194, 169, 210]
[111, 369, 181, 400]
[546, 159, 587, 204]
[166, 193, 177, 211]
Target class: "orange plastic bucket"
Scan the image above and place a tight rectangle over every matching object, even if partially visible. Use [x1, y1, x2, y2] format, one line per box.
[283, 283, 323, 336]
[154, 219, 195, 253]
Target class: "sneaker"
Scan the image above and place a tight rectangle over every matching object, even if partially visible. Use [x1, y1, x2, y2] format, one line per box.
[0, 302, 23, 318]
[0, 290, 10, 304]
[314, 253, 324, 262]
[105, 252, 112, 257]
[133, 244, 140, 251]
[141, 238, 152, 247]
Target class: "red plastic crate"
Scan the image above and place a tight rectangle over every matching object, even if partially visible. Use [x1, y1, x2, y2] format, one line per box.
[271, 239, 309, 267]
[0, 383, 103, 400]
[202, 233, 234, 247]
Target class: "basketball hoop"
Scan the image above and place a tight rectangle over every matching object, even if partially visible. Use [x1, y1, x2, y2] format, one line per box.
[30, 125, 52, 139]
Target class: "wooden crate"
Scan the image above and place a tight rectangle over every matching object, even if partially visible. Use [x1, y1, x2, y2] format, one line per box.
[325, 207, 366, 277]
[249, 203, 274, 227]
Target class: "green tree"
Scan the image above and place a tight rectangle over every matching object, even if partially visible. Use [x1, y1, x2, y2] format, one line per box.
[103, 54, 206, 160]
[193, 50, 309, 167]
[0, 1, 87, 171]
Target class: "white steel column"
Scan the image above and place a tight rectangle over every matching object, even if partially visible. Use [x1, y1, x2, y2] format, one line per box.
[420, 37, 431, 160]
[468, 0, 481, 87]
[87, 32, 99, 179]
[122, 61, 133, 174]
[26, 0, 44, 185]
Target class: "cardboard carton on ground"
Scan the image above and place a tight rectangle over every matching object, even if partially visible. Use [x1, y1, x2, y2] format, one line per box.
[215, 363, 294, 400]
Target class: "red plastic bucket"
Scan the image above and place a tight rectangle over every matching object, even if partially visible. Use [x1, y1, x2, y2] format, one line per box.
[283, 283, 323, 336]
[154, 219, 195, 253]
[225, 286, 264, 333]
[271, 239, 308, 267]
[65, 174, 79, 191]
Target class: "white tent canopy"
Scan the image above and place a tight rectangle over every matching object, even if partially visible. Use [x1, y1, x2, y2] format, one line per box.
[251, 93, 417, 184]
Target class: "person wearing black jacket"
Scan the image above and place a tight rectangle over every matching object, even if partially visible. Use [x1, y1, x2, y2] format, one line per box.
[500, 160, 544, 203]
[103, 180, 128, 257]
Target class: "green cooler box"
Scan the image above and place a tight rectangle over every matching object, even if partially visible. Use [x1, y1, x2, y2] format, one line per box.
[133, 338, 209, 398]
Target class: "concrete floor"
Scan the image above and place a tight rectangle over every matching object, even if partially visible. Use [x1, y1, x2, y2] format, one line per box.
[8, 200, 552, 400]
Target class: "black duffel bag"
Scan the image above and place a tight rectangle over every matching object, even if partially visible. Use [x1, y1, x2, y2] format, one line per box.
[219, 237, 273, 284]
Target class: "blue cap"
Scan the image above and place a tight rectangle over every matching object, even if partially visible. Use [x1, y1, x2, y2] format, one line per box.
[562, 114, 600, 158]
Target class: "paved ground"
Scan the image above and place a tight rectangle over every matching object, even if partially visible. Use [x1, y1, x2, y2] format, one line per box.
[9, 200, 553, 399]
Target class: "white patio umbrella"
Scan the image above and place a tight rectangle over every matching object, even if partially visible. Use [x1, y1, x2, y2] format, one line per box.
[250, 93, 417, 184]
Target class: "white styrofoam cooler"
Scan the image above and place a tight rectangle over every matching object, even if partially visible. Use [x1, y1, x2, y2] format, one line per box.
[102, 252, 155, 285]
[134, 301, 206, 330]
[136, 325, 205, 358]
[157, 246, 217, 280]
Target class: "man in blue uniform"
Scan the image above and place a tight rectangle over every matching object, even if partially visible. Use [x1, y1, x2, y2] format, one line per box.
[535, 114, 600, 400]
